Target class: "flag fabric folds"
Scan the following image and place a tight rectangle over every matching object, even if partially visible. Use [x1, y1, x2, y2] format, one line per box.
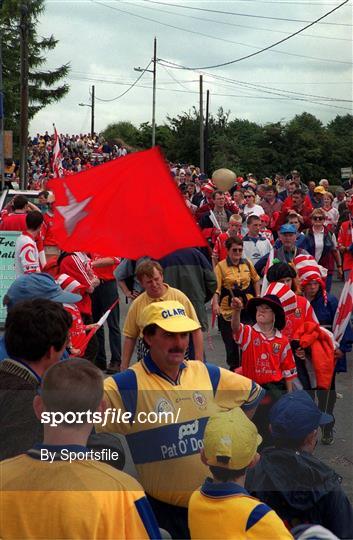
[49, 147, 206, 258]
[333, 267, 353, 344]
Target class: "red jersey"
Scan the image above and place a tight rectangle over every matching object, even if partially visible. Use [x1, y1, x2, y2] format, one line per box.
[234, 323, 297, 385]
[41, 211, 57, 246]
[338, 219, 353, 272]
[281, 295, 318, 341]
[0, 212, 27, 231]
[91, 254, 120, 281]
[63, 303, 87, 351]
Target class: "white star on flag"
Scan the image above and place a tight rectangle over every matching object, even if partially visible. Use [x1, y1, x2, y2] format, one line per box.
[56, 183, 92, 235]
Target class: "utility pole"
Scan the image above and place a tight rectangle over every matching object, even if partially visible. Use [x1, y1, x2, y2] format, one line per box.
[204, 89, 210, 176]
[79, 86, 95, 136]
[19, 1, 29, 189]
[0, 0, 5, 191]
[91, 85, 95, 137]
[134, 37, 157, 147]
[152, 37, 157, 147]
[199, 75, 204, 173]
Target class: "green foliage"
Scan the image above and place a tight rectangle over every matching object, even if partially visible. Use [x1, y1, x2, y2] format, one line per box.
[102, 110, 353, 183]
[102, 121, 140, 148]
[0, 0, 70, 145]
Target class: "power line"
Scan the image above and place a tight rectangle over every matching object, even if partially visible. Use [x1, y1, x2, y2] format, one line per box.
[157, 0, 350, 70]
[67, 69, 351, 85]
[67, 75, 352, 111]
[68, 73, 352, 103]
[94, 60, 152, 102]
[94, 0, 351, 66]
[121, 0, 351, 41]
[139, 0, 352, 25]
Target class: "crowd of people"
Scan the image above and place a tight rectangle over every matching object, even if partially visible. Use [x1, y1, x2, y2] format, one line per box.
[1, 137, 353, 539]
[3, 131, 128, 189]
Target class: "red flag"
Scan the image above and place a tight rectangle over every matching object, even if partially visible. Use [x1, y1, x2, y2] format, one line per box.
[49, 147, 206, 258]
[333, 267, 353, 344]
[52, 124, 63, 178]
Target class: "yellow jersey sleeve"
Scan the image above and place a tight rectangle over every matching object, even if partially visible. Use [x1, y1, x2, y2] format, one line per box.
[96, 377, 130, 435]
[216, 368, 265, 412]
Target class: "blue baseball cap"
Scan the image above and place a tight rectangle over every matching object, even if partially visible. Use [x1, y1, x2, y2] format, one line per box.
[4, 273, 82, 311]
[270, 391, 333, 441]
[279, 224, 297, 234]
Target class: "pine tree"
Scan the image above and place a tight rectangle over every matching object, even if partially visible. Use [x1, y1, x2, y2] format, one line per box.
[0, 0, 70, 142]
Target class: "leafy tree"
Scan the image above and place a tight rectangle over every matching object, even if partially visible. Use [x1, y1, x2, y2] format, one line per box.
[102, 121, 140, 148]
[100, 111, 352, 184]
[1, 0, 70, 145]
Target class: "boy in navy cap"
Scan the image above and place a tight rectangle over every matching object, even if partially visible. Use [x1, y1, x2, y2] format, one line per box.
[246, 391, 353, 539]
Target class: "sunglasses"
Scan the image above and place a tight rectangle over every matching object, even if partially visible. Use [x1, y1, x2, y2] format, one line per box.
[244, 195, 253, 199]
[230, 248, 243, 253]
[313, 216, 324, 221]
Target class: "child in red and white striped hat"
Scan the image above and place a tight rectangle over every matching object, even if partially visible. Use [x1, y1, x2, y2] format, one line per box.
[294, 254, 328, 304]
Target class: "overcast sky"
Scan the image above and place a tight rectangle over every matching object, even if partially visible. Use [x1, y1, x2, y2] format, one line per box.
[30, 0, 352, 135]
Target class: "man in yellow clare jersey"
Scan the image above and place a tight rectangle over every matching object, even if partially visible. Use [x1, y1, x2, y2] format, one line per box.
[99, 300, 265, 539]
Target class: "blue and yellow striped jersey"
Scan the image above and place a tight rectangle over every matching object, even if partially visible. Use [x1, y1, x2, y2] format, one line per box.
[188, 478, 293, 539]
[100, 357, 264, 507]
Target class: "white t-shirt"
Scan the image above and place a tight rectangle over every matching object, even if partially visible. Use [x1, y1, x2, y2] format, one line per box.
[15, 233, 40, 277]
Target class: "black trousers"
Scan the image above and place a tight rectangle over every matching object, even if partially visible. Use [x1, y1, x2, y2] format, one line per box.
[91, 280, 121, 367]
[147, 494, 190, 540]
[218, 315, 240, 369]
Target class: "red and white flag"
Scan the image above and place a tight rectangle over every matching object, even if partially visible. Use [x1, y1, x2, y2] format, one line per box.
[74, 298, 119, 356]
[52, 124, 63, 178]
[333, 267, 353, 344]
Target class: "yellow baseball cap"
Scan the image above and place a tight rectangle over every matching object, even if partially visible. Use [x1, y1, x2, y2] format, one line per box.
[139, 301, 201, 333]
[204, 408, 262, 469]
[314, 186, 328, 195]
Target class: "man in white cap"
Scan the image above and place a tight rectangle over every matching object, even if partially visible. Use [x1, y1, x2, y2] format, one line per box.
[98, 300, 265, 539]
